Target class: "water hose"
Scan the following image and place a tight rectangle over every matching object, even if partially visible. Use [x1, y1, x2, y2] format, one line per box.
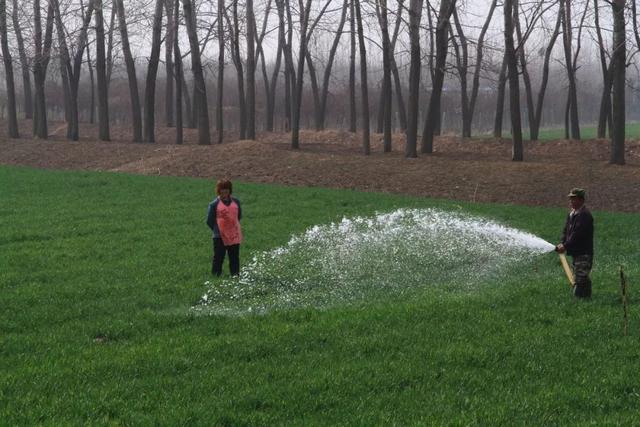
[558, 253, 575, 287]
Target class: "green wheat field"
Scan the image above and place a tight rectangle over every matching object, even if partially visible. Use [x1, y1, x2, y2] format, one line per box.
[1, 165, 638, 424]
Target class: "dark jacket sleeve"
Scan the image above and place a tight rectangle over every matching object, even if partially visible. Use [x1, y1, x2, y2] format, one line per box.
[206, 200, 218, 231]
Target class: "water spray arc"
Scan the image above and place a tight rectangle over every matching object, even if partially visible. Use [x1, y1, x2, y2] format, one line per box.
[195, 208, 559, 316]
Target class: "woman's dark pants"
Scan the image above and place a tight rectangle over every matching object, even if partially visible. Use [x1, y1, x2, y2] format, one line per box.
[212, 238, 240, 276]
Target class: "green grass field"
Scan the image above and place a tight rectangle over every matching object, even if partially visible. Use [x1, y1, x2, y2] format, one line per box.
[1, 165, 639, 424]
[504, 122, 640, 141]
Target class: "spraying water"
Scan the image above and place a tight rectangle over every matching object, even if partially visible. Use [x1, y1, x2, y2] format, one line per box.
[193, 208, 555, 316]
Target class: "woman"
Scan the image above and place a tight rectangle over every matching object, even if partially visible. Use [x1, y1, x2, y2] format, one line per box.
[206, 179, 242, 276]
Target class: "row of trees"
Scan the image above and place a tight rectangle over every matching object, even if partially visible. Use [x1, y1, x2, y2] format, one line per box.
[0, 0, 632, 164]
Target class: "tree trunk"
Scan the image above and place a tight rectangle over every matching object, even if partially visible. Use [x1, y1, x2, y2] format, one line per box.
[226, 0, 246, 139]
[504, 0, 523, 161]
[53, 0, 72, 136]
[165, 0, 175, 127]
[12, 0, 32, 119]
[469, 0, 497, 137]
[421, 0, 455, 153]
[266, 1, 283, 132]
[389, 0, 406, 131]
[493, 55, 507, 138]
[106, 4, 115, 89]
[143, 0, 164, 142]
[451, 9, 470, 137]
[348, 0, 356, 133]
[610, 0, 625, 165]
[317, 0, 348, 131]
[32, 1, 54, 139]
[354, 0, 369, 154]
[595, 0, 612, 139]
[305, 51, 322, 130]
[245, 0, 256, 139]
[180, 72, 193, 127]
[63, 0, 94, 141]
[425, 3, 441, 136]
[0, 0, 18, 137]
[531, 4, 562, 141]
[253, 1, 274, 133]
[405, 0, 422, 158]
[86, 39, 95, 124]
[183, 0, 210, 144]
[217, 0, 224, 143]
[115, 0, 142, 142]
[173, 0, 182, 144]
[95, 0, 110, 141]
[561, 0, 580, 139]
[378, 0, 392, 151]
[513, 0, 534, 140]
[291, 0, 312, 149]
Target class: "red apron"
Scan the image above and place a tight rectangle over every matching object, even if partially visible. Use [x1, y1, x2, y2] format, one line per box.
[216, 199, 242, 246]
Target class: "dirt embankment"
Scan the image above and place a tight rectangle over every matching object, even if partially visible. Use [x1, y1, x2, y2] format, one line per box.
[1, 120, 639, 213]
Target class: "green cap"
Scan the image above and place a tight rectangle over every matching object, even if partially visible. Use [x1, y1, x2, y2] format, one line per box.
[567, 188, 586, 199]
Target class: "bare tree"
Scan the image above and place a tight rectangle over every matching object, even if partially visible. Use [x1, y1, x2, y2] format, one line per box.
[354, 0, 369, 154]
[421, 0, 456, 154]
[86, 29, 95, 124]
[348, 0, 356, 133]
[290, 0, 312, 149]
[530, 3, 562, 141]
[405, 0, 422, 158]
[610, 0, 625, 165]
[246, 0, 256, 139]
[378, 0, 392, 151]
[0, 0, 18, 137]
[451, 9, 470, 137]
[183, 0, 210, 144]
[144, 0, 164, 142]
[317, 0, 349, 131]
[513, 0, 535, 140]
[95, 0, 110, 140]
[493, 55, 507, 137]
[468, 0, 497, 136]
[388, 0, 406, 131]
[173, 0, 183, 144]
[225, 0, 246, 139]
[301, 1, 332, 130]
[165, 0, 175, 128]
[32, 0, 55, 139]
[54, 0, 94, 140]
[594, 0, 611, 139]
[216, 0, 224, 143]
[253, 0, 277, 132]
[106, 4, 116, 88]
[274, 0, 292, 131]
[11, 0, 32, 119]
[505, 0, 523, 160]
[561, 0, 580, 139]
[53, 0, 73, 135]
[115, 0, 142, 142]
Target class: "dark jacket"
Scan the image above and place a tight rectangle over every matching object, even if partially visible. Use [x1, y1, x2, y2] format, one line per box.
[561, 206, 594, 256]
[206, 197, 242, 238]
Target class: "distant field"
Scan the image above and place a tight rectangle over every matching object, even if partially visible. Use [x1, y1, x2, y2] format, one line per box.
[505, 122, 640, 140]
[1, 166, 639, 424]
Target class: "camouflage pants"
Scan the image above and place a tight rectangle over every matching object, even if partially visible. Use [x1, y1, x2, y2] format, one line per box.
[572, 254, 593, 298]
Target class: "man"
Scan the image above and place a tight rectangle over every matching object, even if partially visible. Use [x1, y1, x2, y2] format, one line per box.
[556, 188, 594, 298]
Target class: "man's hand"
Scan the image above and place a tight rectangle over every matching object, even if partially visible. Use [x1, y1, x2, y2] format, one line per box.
[555, 244, 566, 253]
